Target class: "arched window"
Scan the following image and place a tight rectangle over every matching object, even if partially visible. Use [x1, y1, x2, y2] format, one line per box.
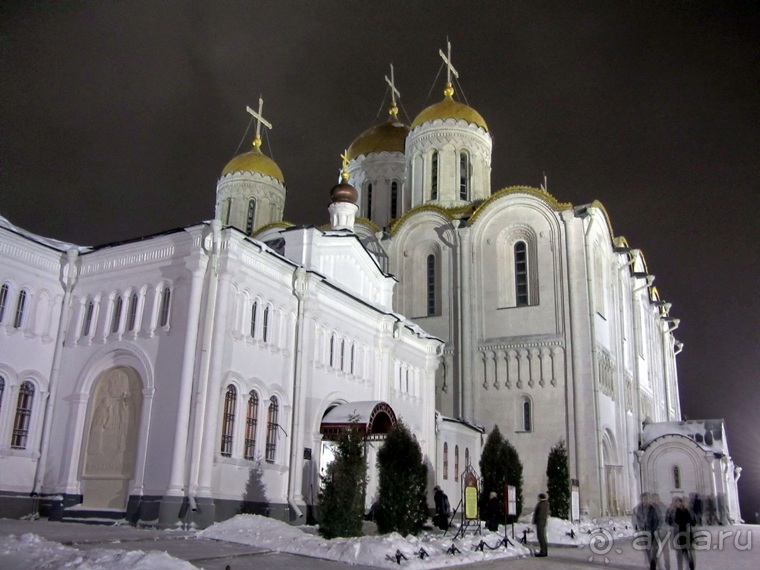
[111, 295, 123, 334]
[427, 254, 436, 316]
[454, 445, 460, 481]
[11, 381, 35, 449]
[266, 396, 279, 463]
[13, 290, 27, 329]
[246, 199, 256, 234]
[390, 181, 399, 218]
[0, 376, 5, 414]
[465, 447, 470, 468]
[329, 335, 336, 367]
[350, 344, 355, 375]
[250, 301, 258, 338]
[220, 385, 237, 457]
[262, 307, 270, 342]
[405, 369, 410, 392]
[127, 292, 139, 332]
[223, 197, 232, 225]
[82, 298, 95, 337]
[366, 183, 373, 219]
[340, 339, 346, 370]
[673, 466, 681, 489]
[459, 152, 469, 200]
[159, 286, 171, 327]
[514, 242, 529, 307]
[522, 398, 532, 432]
[443, 442, 449, 480]
[244, 391, 259, 460]
[0, 283, 9, 323]
[431, 152, 439, 200]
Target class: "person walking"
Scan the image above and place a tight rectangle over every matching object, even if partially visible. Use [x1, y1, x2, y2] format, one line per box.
[433, 486, 450, 530]
[485, 491, 501, 532]
[652, 493, 671, 570]
[633, 492, 660, 570]
[672, 497, 696, 570]
[532, 492, 549, 557]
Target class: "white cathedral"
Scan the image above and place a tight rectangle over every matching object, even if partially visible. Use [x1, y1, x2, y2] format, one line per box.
[0, 52, 742, 528]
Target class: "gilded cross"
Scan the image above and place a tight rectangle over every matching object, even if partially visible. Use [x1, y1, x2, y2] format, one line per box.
[385, 63, 401, 108]
[340, 149, 350, 180]
[439, 39, 459, 84]
[245, 97, 272, 147]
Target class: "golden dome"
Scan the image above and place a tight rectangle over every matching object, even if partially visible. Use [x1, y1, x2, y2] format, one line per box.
[411, 83, 488, 131]
[221, 138, 284, 183]
[346, 110, 410, 160]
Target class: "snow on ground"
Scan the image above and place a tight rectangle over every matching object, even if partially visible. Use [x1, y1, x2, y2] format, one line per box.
[0, 532, 197, 570]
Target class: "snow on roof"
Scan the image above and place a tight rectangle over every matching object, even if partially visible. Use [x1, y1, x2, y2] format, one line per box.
[642, 419, 727, 454]
[0, 215, 91, 253]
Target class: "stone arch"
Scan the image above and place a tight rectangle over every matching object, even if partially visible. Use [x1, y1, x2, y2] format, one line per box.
[80, 366, 143, 510]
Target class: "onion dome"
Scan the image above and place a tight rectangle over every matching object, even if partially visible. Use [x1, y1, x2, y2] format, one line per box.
[411, 82, 488, 131]
[346, 106, 410, 160]
[221, 136, 284, 182]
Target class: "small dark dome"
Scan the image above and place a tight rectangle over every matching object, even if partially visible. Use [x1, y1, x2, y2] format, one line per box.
[330, 181, 358, 204]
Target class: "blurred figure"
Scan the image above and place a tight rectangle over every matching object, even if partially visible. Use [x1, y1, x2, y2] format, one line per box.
[652, 494, 671, 570]
[671, 497, 696, 570]
[633, 492, 660, 570]
[433, 486, 450, 530]
[690, 493, 702, 526]
[486, 491, 501, 532]
[704, 495, 716, 525]
[533, 492, 549, 557]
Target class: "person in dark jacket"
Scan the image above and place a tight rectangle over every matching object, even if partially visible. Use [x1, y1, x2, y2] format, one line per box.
[671, 497, 696, 570]
[532, 493, 549, 557]
[633, 492, 660, 570]
[433, 486, 450, 530]
[485, 491, 501, 532]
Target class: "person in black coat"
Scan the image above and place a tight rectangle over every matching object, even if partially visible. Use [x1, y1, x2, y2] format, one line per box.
[532, 493, 549, 557]
[485, 491, 501, 532]
[633, 492, 660, 570]
[433, 486, 450, 530]
[671, 497, 696, 570]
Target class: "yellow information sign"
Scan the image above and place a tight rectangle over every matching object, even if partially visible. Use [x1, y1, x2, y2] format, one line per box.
[464, 485, 478, 520]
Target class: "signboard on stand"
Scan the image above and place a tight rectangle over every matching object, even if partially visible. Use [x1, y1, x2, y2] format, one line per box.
[463, 472, 479, 520]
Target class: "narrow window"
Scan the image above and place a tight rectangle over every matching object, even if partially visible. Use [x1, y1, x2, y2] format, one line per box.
[390, 181, 399, 219]
[220, 385, 237, 457]
[465, 447, 470, 468]
[329, 335, 335, 367]
[250, 301, 258, 338]
[515, 242, 529, 307]
[366, 183, 373, 219]
[454, 445, 460, 481]
[523, 399, 532, 431]
[159, 287, 171, 327]
[405, 369, 410, 392]
[673, 466, 681, 489]
[443, 442, 449, 480]
[13, 290, 27, 329]
[266, 396, 279, 463]
[0, 283, 9, 323]
[350, 344, 355, 375]
[246, 199, 256, 234]
[427, 254, 436, 316]
[431, 152, 439, 200]
[244, 391, 259, 460]
[459, 152, 469, 200]
[82, 299, 95, 337]
[262, 307, 270, 342]
[11, 381, 35, 449]
[224, 198, 232, 225]
[340, 339, 345, 370]
[127, 292, 139, 331]
[111, 296, 123, 334]
[0, 376, 5, 414]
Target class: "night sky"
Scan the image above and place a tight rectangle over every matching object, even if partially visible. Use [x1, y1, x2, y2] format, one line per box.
[2, 2, 758, 519]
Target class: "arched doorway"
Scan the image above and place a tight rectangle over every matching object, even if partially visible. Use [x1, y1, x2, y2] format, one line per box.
[602, 430, 622, 516]
[80, 366, 142, 510]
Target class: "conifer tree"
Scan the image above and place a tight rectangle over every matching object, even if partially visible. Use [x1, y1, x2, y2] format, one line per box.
[479, 425, 524, 522]
[375, 421, 428, 536]
[318, 420, 367, 539]
[546, 439, 570, 519]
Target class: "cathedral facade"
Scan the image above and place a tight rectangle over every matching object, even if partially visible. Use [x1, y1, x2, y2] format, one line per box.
[0, 59, 742, 526]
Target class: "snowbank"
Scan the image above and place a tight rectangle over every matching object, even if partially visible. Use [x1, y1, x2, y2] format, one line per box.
[0, 532, 197, 570]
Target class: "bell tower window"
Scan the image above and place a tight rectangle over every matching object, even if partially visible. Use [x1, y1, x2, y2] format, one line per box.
[515, 241, 529, 307]
[431, 152, 439, 200]
[246, 199, 256, 234]
[427, 254, 436, 316]
[390, 181, 399, 219]
[366, 183, 373, 219]
[459, 152, 469, 200]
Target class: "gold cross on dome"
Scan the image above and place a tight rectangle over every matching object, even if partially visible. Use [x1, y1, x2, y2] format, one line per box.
[340, 149, 350, 180]
[246, 97, 273, 148]
[385, 63, 401, 108]
[439, 39, 459, 84]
